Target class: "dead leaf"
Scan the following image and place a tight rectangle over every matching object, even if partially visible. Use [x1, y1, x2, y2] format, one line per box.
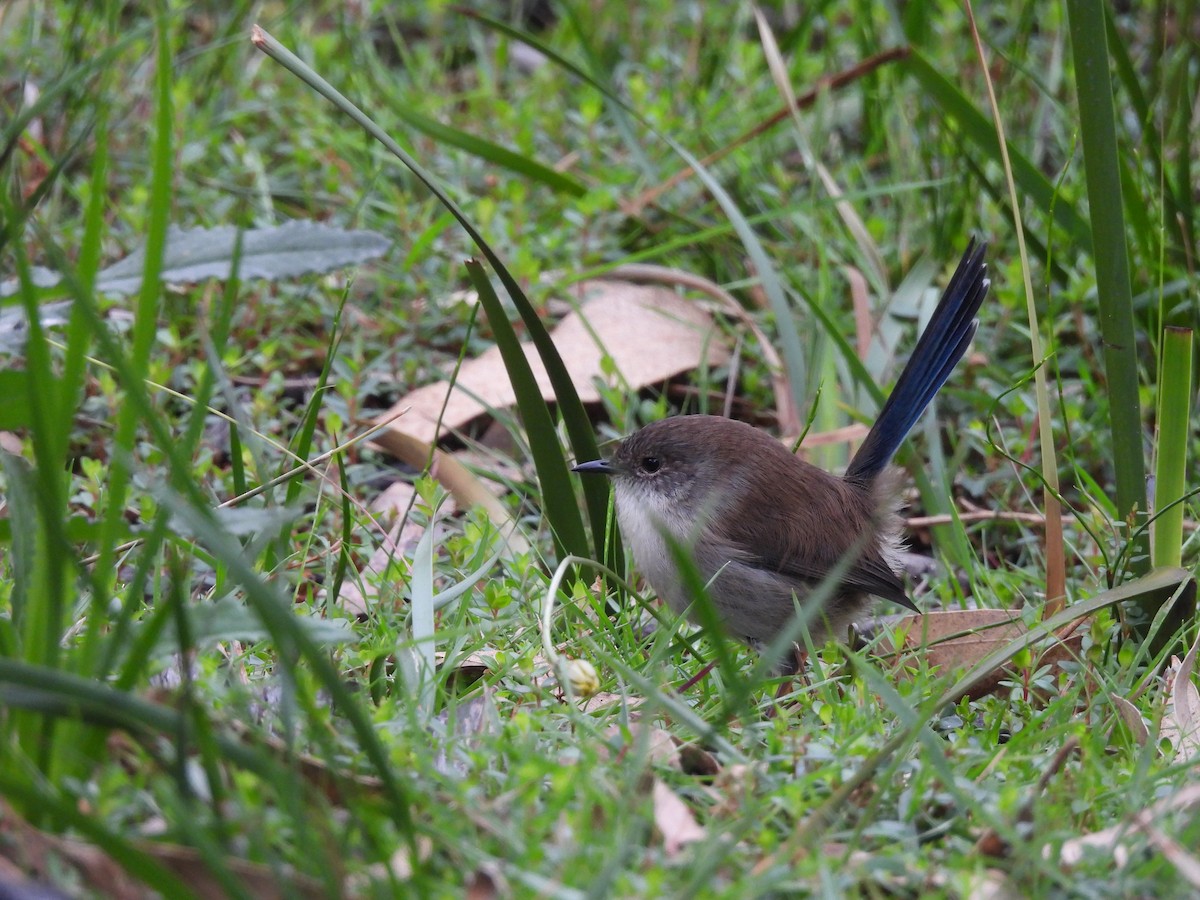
[580, 691, 643, 714]
[1109, 692, 1150, 747]
[603, 264, 797, 434]
[708, 763, 755, 819]
[1163, 632, 1200, 763]
[883, 609, 1025, 699]
[369, 428, 528, 556]
[465, 867, 503, 900]
[890, 609, 1027, 667]
[436, 648, 499, 686]
[336, 482, 426, 617]
[845, 265, 872, 360]
[0, 799, 144, 899]
[226, 720, 386, 807]
[652, 778, 706, 857]
[604, 724, 680, 768]
[883, 608, 1084, 700]
[135, 843, 328, 900]
[337, 443, 529, 616]
[374, 280, 729, 446]
[0, 797, 328, 899]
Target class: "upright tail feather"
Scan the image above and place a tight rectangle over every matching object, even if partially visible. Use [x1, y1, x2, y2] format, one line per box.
[846, 240, 990, 482]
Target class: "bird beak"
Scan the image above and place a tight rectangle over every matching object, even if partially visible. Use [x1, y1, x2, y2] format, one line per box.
[572, 459, 620, 476]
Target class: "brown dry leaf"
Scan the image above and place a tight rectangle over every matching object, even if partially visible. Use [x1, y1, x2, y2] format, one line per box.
[1109, 692, 1150, 747]
[890, 609, 1027, 667]
[604, 724, 680, 768]
[844, 264, 873, 360]
[0, 798, 145, 899]
[136, 843, 328, 900]
[338, 436, 529, 616]
[465, 867, 503, 900]
[369, 428, 528, 556]
[0, 797, 327, 900]
[0, 431, 23, 455]
[885, 609, 1025, 700]
[374, 279, 729, 446]
[1163, 632, 1200, 763]
[652, 778, 707, 857]
[226, 720, 385, 807]
[337, 481, 432, 616]
[708, 763, 754, 819]
[603, 264, 797, 434]
[370, 479, 445, 520]
[884, 609, 1086, 699]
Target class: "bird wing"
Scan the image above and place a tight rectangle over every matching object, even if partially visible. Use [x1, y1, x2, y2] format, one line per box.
[717, 471, 916, 612]
[769, 544, 916, 611]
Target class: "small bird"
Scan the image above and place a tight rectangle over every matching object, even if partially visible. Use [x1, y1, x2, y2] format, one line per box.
[573, 241, 989, 661]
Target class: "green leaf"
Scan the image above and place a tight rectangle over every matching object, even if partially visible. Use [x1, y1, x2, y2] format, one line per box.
[1065, 0, 1149, 583]
[117, 596, 359, 652]
[0, 371, 32, 428]
[1152, 327, 1193, 569]
[253, 26, 605, 563]
[465, 260, 588, 558]
[0, 222, 393, 299]
[385, 101, 587, 198]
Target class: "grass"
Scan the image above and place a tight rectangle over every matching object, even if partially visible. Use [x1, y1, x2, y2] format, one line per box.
[2, 1, 1199, 896]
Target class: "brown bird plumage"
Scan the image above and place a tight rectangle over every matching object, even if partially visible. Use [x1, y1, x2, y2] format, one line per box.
[574, 241, 989, 659]
[603, 415, 909, 648]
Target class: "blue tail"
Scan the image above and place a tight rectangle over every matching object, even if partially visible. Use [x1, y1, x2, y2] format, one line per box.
[846, 240, 989, 482]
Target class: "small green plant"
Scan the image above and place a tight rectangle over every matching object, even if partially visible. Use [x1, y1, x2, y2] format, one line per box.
[1, 1, 1196, 895]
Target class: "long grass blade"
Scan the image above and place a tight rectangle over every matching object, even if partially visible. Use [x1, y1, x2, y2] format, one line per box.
[251, 25, 600, 561]
[1065, 0, 1149, 585]
[1153, 327, 1193, 568]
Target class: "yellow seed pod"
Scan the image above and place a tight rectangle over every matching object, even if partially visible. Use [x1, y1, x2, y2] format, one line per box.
[563, 658, 599, 698]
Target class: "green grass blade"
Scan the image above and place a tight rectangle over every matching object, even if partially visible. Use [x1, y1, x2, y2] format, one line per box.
[251, 26, 601, 561]
[0, 773, 196, 898]
[91, 9, 176, 635]
[964, 3, 1068, 605]
[28, 234, 418, 836]
[464, 260, 588, 556]
[162, 492, 417, 834]
[796, 566, 1191, 842]
[1152, 327, 1192, 568]
[382, 95, 587, 198]
[1065, 0, 1149, 583]
[557, 4, 655, 179]
[284, 287, 347, 505]
[409, 504, 437, 705]
[459, 9, 812, 422]
[904, 49, 1092, 249]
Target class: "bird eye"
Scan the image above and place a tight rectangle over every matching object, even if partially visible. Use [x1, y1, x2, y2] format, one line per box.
[640, 455, 662, 474]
